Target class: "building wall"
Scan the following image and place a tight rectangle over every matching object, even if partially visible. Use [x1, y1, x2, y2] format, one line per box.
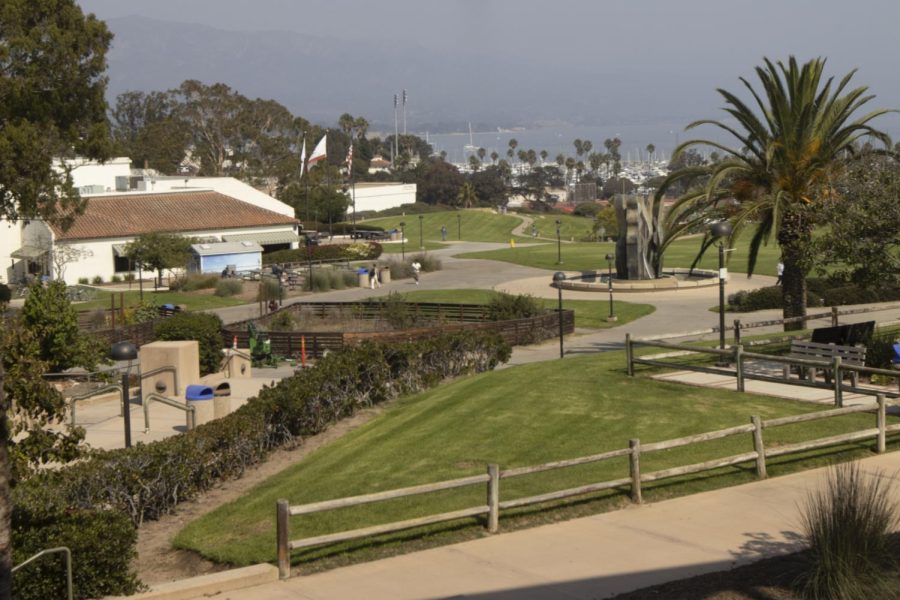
[0, 219, 21, 284]
[66, 157, 132, 191]
[349, 183, 416, 213]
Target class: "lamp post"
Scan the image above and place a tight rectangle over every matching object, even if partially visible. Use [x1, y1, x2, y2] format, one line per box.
[457, 212, 462, 240]
[418, 215, 424, 250]
[555, 219, 562, 264]
[110, 341, 138, 448]
[605, 253, 617, 322]
[399, 221, 406, 260]
[553, 271, 566, 359]
[710, 220, 733, 358]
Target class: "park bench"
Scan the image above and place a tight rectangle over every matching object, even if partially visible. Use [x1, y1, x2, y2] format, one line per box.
[782, 340, 866, 387]
[350, 229, 390, 241]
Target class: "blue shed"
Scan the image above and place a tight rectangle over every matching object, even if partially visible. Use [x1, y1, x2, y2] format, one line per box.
[190, 241, 263, 274]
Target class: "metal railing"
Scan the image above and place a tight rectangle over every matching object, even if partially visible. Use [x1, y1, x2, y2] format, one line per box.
[143, 393, 196, 432]
[67, 384, 123, 426]
[12, 546, 73, 600]
[275, 394, 898, 579]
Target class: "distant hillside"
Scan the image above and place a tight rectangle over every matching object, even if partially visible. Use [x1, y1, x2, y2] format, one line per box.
[102, 16, 694, 131]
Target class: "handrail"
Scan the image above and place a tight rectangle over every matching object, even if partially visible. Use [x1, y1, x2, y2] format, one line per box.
[143, 393, 196, 432]
[66, 384, 123, 425]
[140, 366, 179, 396]
[220, 348, 253, 377]
[12, 546, 73, 600]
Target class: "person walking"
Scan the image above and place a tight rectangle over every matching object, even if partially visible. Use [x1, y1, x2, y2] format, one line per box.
[776, 261, 784, 285]
[440, 224, 447, 241]
[411, 260, 421, 285]
[369, 263, 381, 289]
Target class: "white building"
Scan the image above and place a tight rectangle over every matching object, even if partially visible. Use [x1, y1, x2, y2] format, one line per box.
[349, 183, 416, 213]
[3, 158, 300, 285]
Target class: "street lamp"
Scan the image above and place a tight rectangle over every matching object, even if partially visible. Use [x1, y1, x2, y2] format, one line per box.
[605, 253, 617, 322]
[555, 219, 562, 264]
[553, 271, 566, 359]
[457, 212, 462, 240]
[110, 341, 138, 448]
[399, 221, 406, 260]
[418, 215, 424, 250]
[710, 220, 733, 357]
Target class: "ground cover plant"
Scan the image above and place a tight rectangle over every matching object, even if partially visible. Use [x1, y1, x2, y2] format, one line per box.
[398, 288, 654, 329]
[176, 349, 898, 573]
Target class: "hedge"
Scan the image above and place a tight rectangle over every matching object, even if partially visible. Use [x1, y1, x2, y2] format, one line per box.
[154, 312, 224, 376]
[12, 331, 510, 597]
[262, 242, 382, 265]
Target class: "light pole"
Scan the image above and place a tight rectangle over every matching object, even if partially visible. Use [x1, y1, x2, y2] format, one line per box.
[110, 341, 138, 448]
[555, 219, 562, 264]
[553, 271, 566, 359]
[710, 220, 733, 358]
[418, 215, 424, 250]
[605, 253, 617, 322]
[457, 212, 462, 240]
[400, 221, 406, 260]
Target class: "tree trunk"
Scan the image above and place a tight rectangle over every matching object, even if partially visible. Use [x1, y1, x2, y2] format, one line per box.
[778, 209, 813, 332]
[0, 361, 11, 599]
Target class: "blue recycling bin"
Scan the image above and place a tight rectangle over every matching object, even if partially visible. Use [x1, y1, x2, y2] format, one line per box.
[892, 344, 900, 365]
[185, 385, 214, 401]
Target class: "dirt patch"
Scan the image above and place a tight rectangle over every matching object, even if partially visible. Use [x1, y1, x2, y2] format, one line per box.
[134, 403, 387, 586]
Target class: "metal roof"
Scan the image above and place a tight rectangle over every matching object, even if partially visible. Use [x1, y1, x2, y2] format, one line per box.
[190, 241, 263, 256]
[221, 231, 300, 245]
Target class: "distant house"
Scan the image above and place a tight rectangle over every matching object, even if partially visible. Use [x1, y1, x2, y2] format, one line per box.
[367, 155, 392, 174]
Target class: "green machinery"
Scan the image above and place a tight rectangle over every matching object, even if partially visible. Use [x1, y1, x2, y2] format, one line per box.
[248, 322, 279, 368]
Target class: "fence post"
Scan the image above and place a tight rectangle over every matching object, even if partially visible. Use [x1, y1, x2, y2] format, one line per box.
[735, 344, 745, 393]
[487, 463, 499, 533]
[831, 306, 839, 327]
[733, 319, 742, 347]
[833, 356, 843, 408]
[625, 334, 634, 376]
[277, 499, 290, 579]
[877, 394, 886, 454]
[629, 439, 642, 504]
[751, 416, 767, 479]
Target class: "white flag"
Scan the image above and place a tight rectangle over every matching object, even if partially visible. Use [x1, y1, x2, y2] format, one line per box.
[299, 137, 307, 177]
[308, 134, 327, 167]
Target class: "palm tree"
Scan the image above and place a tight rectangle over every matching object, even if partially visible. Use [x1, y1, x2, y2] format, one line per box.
[490, 151, 499, 164]
[582, 140, 593, 158]
[555, 153, 565, 168]
[477, 147, 487, 163]
[573, 138, 584, 159]
[540, 149, 548, 165]
[507, 138, 518, 163]
[657, 57, 893, 328]
[646, 143, 655, 164]
[457, 181, 478, 208]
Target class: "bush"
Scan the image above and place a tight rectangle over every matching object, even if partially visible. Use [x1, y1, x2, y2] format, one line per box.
[797, 462, 899, 599]
[308, 270, 333, 292]
[0, 283, 10, 305]
[257, 278, 283, 301]
[91, 275, 103, 285]
[268, 310, 296, 332]
[111, 274, 122, 283]
[154, 312, 224, 376]
[170, 273, 219, 292]
[123, 273, 136, 282]
[866, 330, 898, 370]
[214, 279, 244, 297]
[727, 286, 822, 312]
[572, 202, 600, 217]
[328, 270, 346, 290]
[384, 253, 443, 281]
[263, 242, 382, 265]
[487, 292, 544, 321]
[820, 285, 881, 307]
[77, 277, 89, 285]
[12, 501, 140, 600]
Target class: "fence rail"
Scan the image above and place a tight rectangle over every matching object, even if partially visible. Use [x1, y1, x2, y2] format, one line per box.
[275, 393, 897, 579]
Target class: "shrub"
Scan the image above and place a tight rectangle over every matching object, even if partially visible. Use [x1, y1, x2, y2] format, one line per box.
[820, 285, 881, 307]
[384, 254, 443, 281]
[170, 273, 219, 292]
[123, 273, 136, 282]
[77, 277, 89, 285]
[573, 202, 600, 217]
[263, 242, 382, 265]
[0, 283, 10, 305]
[727, 286, 822, 312]
[214, 279, 244, 297]
[412, 252, 442, 272]
[487, 292, 543, 321]
[91, 275, 103, 285]
[111, 274, 122, 283]
[797, 462, 898, 599]
[866, 330, 898, 370]
[268, 310, 296, 332]
[154, 312, 224, 376]
[328, 270, 346, 290]
[257, 278, 283, 302]
[379, 292, 418, 329]
[308, 270, 333, 292]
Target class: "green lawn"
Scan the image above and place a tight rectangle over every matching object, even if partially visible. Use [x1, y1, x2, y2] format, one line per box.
[399, 288, 654, 329]
[175, 350, 893, 571]
[458, 232, 783, 277]
[359, 210, 525, 244]
[521, 212, 600, 242]
[73, 289, 246, 312]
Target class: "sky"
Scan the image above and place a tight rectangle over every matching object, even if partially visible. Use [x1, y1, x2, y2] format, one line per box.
[77, 0, 900, 137]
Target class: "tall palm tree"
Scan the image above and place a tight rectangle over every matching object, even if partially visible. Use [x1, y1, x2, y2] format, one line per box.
[490, 151, 499, 164]
[540, 149, 548, 165]
[457, 181, 478, 208]
[573, 138, 584, 159]
[657, 56, 893, 328]
[477, 147, 487, 163]
[582, 140, 593, 158]
[646, 143, 655, 164]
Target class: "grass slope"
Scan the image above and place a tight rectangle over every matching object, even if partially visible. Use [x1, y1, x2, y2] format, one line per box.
[399, 288, 654, 329]
[361, 210, 524, 244]
[74, 289, 246, 312]
[176, 350, 891, 571]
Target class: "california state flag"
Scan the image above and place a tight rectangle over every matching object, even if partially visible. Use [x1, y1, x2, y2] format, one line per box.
[308, 134, 327, 167]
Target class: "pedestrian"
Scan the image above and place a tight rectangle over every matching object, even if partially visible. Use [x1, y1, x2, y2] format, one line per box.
[531, 223, 537, 238]
[440, 224, 447, 241]
[369, 263, 381, 289]
[776, 261, 784, 285]
[411, 260, 421, 285]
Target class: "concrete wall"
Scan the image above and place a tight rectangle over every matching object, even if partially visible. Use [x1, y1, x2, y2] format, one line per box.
[66, 157, 133, 192]
[0, 218, 21, 285]
[349, 183, 416, 213]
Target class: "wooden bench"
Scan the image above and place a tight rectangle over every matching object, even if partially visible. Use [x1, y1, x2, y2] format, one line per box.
[782, 340, 866, 387]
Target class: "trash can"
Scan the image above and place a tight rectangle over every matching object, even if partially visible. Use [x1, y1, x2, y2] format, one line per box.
[379, 267, 391, 284]
[357, 268, 369, 288]
[185, 384, 215, 426]
[213, 382, 231, 418]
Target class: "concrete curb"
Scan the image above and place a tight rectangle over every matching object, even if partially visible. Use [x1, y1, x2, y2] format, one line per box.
[105, 564, 278, 600]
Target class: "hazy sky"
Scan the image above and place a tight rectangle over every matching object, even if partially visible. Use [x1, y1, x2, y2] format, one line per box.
[77, 0, 900, 135]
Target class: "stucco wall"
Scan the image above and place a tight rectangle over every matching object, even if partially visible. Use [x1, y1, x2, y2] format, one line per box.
[349, 183, 417, 213]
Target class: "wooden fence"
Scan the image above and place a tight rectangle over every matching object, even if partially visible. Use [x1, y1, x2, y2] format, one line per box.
[275, 393, 898, 579]
[625, 336, 900, 406]
[222, 302, 574, 358]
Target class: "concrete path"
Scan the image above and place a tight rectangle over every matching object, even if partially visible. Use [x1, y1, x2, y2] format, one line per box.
[209, 451, 900, 600]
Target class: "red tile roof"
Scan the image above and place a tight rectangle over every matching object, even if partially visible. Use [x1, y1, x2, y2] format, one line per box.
[51, 191, 298, 240]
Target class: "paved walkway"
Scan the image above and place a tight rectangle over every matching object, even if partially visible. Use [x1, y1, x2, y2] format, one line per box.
[213, 450, 900, 599]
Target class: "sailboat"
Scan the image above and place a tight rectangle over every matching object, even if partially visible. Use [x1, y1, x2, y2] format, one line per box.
[463, 122, 477, 154]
